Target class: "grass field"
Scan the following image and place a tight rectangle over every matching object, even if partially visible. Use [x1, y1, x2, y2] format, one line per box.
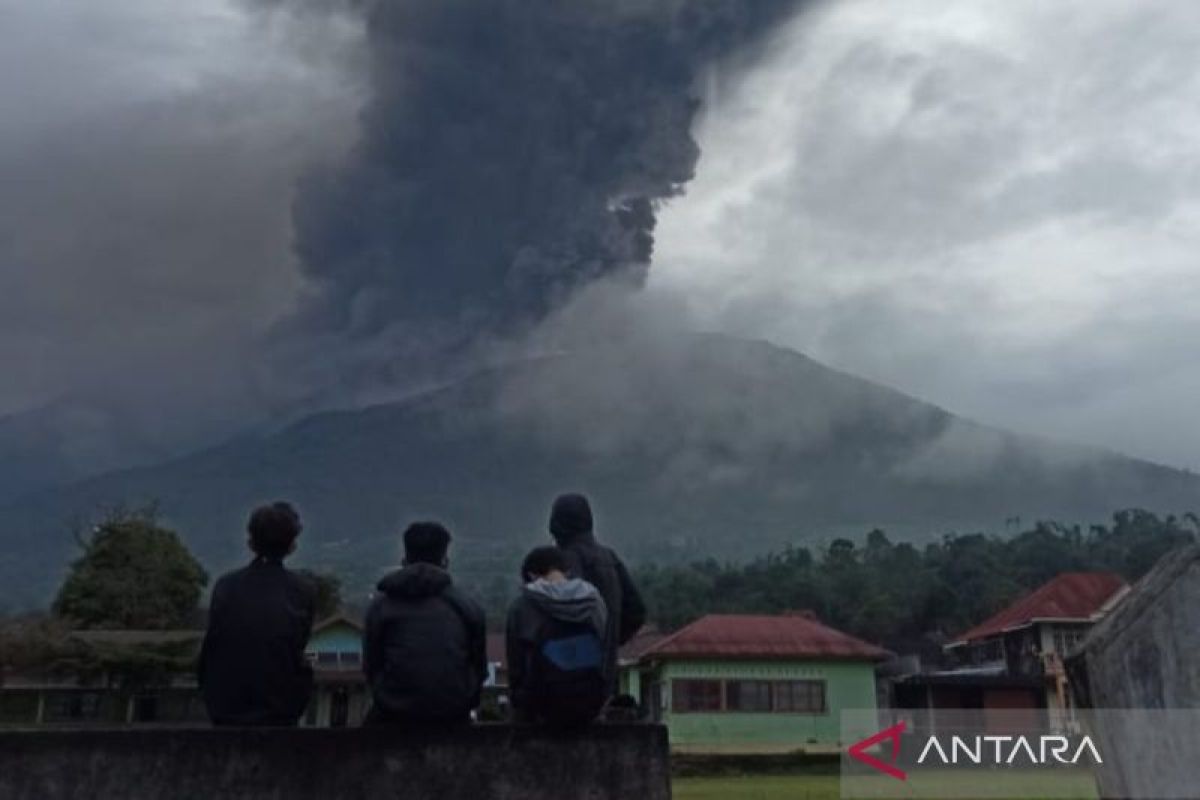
[673, 771, 1099, 800]
[675, 774, 840, 799]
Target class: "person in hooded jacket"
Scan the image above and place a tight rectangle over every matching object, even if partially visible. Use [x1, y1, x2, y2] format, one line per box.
[506, 546, 609, 725]
[547, 493, 646, 694]
[362, 522, 487, 726]
[198, 502, 316, 726]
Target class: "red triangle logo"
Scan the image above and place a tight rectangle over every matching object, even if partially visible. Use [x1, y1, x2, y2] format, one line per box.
[847, 720, 907, 781]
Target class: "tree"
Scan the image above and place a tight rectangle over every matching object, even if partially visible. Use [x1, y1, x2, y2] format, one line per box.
[53, 507, 208, 630]
[295, 569, 343, 620]
[633, 507, 1197, 655]
[0, 613, 78, 683]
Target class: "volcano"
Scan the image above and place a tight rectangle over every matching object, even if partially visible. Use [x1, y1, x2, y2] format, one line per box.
[2, 334, 1196, 606]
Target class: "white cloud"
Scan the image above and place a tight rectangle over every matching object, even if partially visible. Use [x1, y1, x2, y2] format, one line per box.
[654, 0, 1200, 469]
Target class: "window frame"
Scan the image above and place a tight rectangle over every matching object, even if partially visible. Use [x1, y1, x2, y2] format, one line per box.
[725, 680, 774, 713]
[773, 679, 827, 714]
[671, 679, 723, 714]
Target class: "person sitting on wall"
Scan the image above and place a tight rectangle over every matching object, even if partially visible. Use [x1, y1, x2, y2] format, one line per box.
[506, 546, 610, 726]
[362, 521, 487, 726]
[198, 501, 316, 726]
[547, 493, 646, 696]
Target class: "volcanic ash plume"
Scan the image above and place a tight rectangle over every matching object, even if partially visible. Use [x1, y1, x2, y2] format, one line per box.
[284, 0, 808, 355]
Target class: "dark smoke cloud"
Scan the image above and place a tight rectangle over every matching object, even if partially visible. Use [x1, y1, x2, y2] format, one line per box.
[282, 0, 810, 353]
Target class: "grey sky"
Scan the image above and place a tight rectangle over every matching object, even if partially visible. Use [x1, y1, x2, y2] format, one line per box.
[1, 0, 1197, 471]
[0, 0, 360, 418]
[654, 0, 1200, 470]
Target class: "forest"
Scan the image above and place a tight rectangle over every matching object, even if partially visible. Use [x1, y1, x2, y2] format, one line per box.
[2, 508, 1195, 679]
[633, 509, 1198, 655]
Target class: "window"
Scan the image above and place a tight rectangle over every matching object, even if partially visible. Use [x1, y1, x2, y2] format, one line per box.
[672, 680, 722, 713]
[316, 651, 338, 667]
[774, 680, 826, 714]
[726, 681, 773, 712]
[339, 651, 361, 668]
[44, 691, 103, 722]
[673, 678, 828, 714]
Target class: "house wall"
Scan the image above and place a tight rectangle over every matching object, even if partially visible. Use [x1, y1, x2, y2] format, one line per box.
[619, 666, 643, 700]
[650, 659, 877, 754]
[307, 624, 361, 656]
[304, 685, 370, 729]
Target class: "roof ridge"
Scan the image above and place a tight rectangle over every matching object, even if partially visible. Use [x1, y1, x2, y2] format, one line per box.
[637, 613, 890, 662]
[950, 572, 1128, 646]
[638, 617, 700, 659]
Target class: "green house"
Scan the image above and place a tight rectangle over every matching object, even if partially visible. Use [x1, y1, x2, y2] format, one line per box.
[303, 614, 369, 728]
[625, 613, 889, 754]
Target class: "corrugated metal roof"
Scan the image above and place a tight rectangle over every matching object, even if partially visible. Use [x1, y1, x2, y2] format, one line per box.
[951, 572, 1128, 646]
[69, 630, 201, 645]
[640, 613, 891, 662]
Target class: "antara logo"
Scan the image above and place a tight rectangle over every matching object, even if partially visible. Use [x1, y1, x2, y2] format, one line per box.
[847, 721, 1103, 782]
[848, 721, 908, 781]
[916, 735, 1103, 766]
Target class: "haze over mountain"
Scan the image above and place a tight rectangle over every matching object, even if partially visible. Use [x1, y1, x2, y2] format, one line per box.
[2, 334, 1195, 608]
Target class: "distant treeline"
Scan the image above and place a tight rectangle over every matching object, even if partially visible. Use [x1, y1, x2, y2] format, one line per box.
[633, 509, 1198, 654]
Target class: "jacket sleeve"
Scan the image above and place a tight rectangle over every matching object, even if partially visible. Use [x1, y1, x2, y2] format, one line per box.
[197, 578, 227, 688]
[615, 558, 647, 646]
[469, 602, 488, 692]
[362, 598, 384, 684]
[505, 602, 525, 703]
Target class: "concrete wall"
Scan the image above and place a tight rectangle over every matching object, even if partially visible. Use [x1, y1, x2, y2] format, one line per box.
[654, 659, 877, 754]
[0, 723, 672, 800]
[1070, 544, 1200, 799]
[1072, 544, 1200, 710]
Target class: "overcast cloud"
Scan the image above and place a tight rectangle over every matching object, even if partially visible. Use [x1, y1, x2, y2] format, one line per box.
[0, 0, 360, 423]
[1, 0, 1198, 471]
[654, 0, 1200, 470]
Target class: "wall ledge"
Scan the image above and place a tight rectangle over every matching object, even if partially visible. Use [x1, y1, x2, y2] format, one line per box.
[0, 723, 672, 800]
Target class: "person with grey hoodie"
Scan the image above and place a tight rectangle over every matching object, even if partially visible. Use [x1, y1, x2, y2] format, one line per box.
[362, 522, 487, 726]
[506, 546, 610, 725]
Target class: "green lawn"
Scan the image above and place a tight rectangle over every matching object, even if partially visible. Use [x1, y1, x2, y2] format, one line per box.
[673, 771, 1098, 800]
[674, 775, 839, 800]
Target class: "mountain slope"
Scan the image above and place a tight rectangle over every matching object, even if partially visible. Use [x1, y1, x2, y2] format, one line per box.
[2, 334, 1196, 606]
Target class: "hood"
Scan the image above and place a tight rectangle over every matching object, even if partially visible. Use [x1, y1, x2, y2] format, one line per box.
[549, 492, 593, 542]
[376, 563, 452, 599]
[524, 577, 607, 634]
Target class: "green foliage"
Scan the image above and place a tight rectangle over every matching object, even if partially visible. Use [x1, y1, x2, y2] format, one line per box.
[0, 614, 78, 680]
[636, 509, 1197, 649]
[52, 507, 208, 630]
[296, 569, 344, 620]
[0, 613, 197, 688]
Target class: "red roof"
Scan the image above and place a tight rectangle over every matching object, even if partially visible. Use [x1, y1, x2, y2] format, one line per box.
[619, 625, 667, 663]
[640, 613, 890, 662]
[951, 572, 1127, 646]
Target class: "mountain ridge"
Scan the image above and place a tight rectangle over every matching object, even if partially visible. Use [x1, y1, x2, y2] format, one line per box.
[1, 334, 1195, 607]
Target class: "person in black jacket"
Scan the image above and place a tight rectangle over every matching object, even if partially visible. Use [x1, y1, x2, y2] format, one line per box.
[506, 546, 609, 725]
[198, 502, 316, 726]
[362, 522, 487, 726]
[547, 493, 646, 695]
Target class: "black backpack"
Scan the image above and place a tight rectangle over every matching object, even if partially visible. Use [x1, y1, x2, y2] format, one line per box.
[527, 620, 608, 726]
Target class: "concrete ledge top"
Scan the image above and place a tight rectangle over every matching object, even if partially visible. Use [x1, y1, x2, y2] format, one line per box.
[0, 723, 672, 800]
